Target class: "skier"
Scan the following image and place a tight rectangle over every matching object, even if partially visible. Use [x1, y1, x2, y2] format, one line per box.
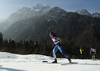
[49, 32, 71, 63]
[90, 47, 96, 59]
[80, 48, 84, 59]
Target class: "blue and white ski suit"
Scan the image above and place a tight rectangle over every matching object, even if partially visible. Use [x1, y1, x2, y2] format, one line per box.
[52, 37, 68, 59]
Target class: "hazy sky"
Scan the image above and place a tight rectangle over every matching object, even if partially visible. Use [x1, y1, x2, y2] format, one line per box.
[0, 0, 100, 19]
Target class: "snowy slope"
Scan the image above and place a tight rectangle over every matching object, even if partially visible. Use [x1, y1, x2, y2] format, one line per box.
[0, 52, 100, 71]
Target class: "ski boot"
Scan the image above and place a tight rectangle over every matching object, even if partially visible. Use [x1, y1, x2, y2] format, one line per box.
[68, 57, 71, 63]
[52, 59, 57, 63]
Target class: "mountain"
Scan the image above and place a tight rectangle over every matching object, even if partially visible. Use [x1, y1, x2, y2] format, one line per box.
[3, 7, 100, 44]
[3, 7, 67, 41]
[0, 18, 6, 23]
[75, 9, 91, 16]
[0, 4, 50, 32]
[3, 16, 40, 40]
[76, 9, 100, 18]
[1, 5, 100, 33]
[9, 3, 50, 21]
[92, 13, 100, 18]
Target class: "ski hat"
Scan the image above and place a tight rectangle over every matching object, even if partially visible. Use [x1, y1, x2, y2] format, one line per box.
[49, 32, 54, 35]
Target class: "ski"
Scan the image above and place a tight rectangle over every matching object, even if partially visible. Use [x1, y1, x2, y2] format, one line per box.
[42, 61, 67, 64]
[42, 61, 48, 63]
[42, 61, 78, 65]
[61, 62, 78, 65]
[42, 61, 60, 64]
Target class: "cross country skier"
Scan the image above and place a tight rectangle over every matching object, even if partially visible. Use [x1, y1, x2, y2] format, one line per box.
[80, 48, 84, 59]
[90, 47, 96, 59]
[49, 32, 71, 63]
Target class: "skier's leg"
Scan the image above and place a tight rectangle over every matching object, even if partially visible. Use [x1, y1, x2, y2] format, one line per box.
[52, 45, 58, 63]
[57, 45, 68, 58]
[92, 53, 94, 59]
[92, 53, 95, 59]
[58, 45, 71, 63]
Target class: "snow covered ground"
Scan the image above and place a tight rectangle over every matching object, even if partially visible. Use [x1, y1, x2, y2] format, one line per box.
[0, 52, 100, 71]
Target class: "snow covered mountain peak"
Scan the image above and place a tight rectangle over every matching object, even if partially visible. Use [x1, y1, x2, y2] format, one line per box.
[0, 4, 51, 32]
[14, 3, 50, 17]
[9, 4, 50, 21]
[92, 13, 100, 18]
[76, 9, 91, 16]
[18, 6, 29, 11]
[30, 3, 50, 11]
[75, 9, 100, 18]
[34, 3, 44, 9]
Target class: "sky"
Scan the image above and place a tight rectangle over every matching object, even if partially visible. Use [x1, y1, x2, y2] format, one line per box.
[0, 0, 100, 19]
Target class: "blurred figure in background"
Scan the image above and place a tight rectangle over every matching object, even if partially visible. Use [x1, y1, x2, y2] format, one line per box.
[80, 48, 84, 59]
[90, 47, 96, 60]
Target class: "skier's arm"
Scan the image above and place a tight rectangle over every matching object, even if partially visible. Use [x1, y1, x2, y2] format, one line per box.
[52, 43, 55, 48]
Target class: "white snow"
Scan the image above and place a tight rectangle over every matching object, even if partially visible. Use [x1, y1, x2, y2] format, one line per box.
[0, 52, 100, 71]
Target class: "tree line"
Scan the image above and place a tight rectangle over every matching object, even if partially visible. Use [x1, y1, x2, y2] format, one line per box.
[0, 32, 52, 56]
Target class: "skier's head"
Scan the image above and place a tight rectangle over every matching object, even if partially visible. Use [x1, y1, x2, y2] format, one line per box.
[49, 32, 57, 38]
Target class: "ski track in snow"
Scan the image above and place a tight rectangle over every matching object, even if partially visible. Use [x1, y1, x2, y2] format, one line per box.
[0, 52, 100, 71]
